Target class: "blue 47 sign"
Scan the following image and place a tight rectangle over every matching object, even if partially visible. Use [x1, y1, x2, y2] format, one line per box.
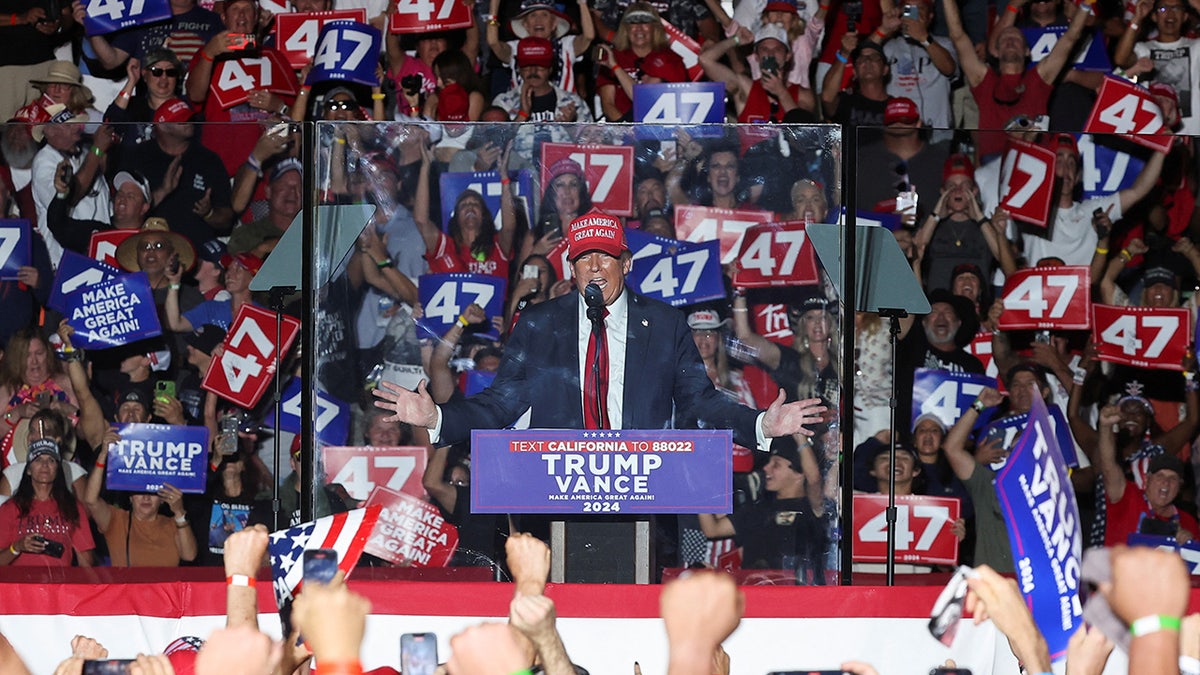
[438, 170, 533, 232]
[48, 250, 121, 313]
[304, 21, 381, 87]
[626, 229, 724, 307]
[632, 82, 726, 140]
[0, 219, 30, 281]
[911, 368, 998, 430]
[83, 0, 171, 35]
[263, 377, 351, 446]
[417, 273, 505, 340]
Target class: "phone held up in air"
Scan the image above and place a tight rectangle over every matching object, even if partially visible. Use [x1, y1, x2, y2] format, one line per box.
[401, 633, 438, 675]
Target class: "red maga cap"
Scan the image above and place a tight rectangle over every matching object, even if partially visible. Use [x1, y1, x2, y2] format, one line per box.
[567, 211, 628, 260]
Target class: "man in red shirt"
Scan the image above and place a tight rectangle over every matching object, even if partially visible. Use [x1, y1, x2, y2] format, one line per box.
[1098, 402, 1197, 547]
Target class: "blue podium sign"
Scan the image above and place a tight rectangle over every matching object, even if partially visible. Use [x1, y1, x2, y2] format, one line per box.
[471, 429, 732, 514]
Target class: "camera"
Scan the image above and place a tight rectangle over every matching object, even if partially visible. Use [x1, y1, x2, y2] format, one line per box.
[843, 0, 863, 32]
[400, 74, 424, 97]
[35, 536, 65, 558]
[902, 4, 920, 20]
[760, 55, 780, 75]
[227, 33, 257, 50]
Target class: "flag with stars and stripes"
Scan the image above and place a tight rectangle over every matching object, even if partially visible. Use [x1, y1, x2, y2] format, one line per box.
[268, 505, 382, 611]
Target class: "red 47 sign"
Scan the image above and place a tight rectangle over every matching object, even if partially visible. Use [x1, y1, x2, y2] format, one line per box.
[202, 304, 301, 408]
[730, 220, 820, 287]
[674, 205, 776, 265]
[389, 0, 472, 33]
[539, 143, 635, 216]
[209, 49, 299, 109]
[660, 19, 704, 81]
[852, 494, 961, 566]
[998, 266, 1091, 330]
[1092, 304, 1191, 371]
[1084, 75, 1172, 154]
[964, 330, 999, 380]
[275, 10, 367, 69]
[322, 446, 426, 502]
[88, 230, 136, 269]
[999, 139, 1056, 228]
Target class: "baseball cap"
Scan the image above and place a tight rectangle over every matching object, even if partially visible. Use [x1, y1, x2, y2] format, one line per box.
[1143, 265, 1178, 288]
[867, 440, 919, 465]
[912, 412, 947, 433]
[763, 0, 799, 13]
[548, 157, 584, 183]
[621, 7, 658, 23]
[943, 153, 975, 182]
[1148, 453, 1185, 478]
[27, 437, 61, 462]
[567, 212, 628, 261]
[270, 157, 302, 183]
[118, 387, 151, 412]
[437, 82, 471, 122]
[147, 348, 172, 372]
[769, 440, 804, 473]
[154, 98, 196, 124]
[687, 309, 728, 330]
[198, 239, 227, 266]
[1045, 132, 1079, 159]
[113, 171, 152, 202]
[516, 37, 554, 68]
[951, 262, 984, 285]
[1149, 82, 1179, 109]
[754, 22, 789, 47]
[851, 41, 885, 62]
[511, 0, 570, 38]
[640, 50, 688, 83]
[185, 324, 227, 355]
[884, 97, 920, 125]
[220, 252, 263, 275]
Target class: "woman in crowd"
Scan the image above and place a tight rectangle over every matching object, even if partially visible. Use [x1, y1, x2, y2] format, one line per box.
[0, 408, 87, 498]
[732, 288, 840, 406]
[596, 3, 681, 121]
[105, 48, 183, 151]
[1, 328, 78, 463]
[190, 445, 270, 566]
[787, 178, 830, 223]
[0, 433, 94, 566]
[535, 157, 592, 240]
[505, 254, 558, 328]
[83, 439, 197, 567]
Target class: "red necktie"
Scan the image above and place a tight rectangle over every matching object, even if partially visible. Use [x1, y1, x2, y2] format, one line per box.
[583, 309, 610, 429]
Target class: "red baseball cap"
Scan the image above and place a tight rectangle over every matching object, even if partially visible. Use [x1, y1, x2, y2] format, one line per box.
[641, 50, 688, 83]
[1149, 81, 1179, 109]
[220, 252, 263, 275]
[1044, 132, 1079, 159]
[516, 37, 554, 68]
[154, 97, 196, 124]
[884, 97, 920, 125]
[943, 153, 975, 181]
[567, 211, 628, 260]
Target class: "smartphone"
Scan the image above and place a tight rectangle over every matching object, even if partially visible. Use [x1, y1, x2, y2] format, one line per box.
[592, 44, 610, 64]
[154, 380, 176, 402]
[1034, 330, 1052, 344]
[82, 661, 135, 675]
[227, 33, 257, 50]
[930, 670, 972, 675]
[217, 413, 239, 455]
[168, 253, 181, 275]
[401, 633, 438, 675]
[767, 671, 850, 675]
[36, 391, 52, 408]
[760, 55, 779, 75]
[303, 548, 339, 585]
[902, 4, 921, 19]
[896, 190, 919, 216]
[522, 264, 539, 280]
[35, 535, 65, 558]
[928, 565, 973, 646]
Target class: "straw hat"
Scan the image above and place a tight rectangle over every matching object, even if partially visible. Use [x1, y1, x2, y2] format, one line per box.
[114, 217, 197, 272]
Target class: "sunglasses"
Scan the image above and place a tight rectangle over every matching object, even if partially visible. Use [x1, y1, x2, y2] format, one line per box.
[140, 240, 172, 251]
[148, 66, 179, 78]
[326, 99, 355, 111]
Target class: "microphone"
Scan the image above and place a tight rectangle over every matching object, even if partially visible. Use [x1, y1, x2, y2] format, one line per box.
[584, 283, 605, 326]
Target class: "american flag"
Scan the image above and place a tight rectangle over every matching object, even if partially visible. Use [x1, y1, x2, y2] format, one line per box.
[268, 505, 382, 610]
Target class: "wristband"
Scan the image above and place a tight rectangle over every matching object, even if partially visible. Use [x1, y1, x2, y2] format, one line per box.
[245, 155, 262, 175]
[300, 85, 312, 93]
[95, 460, 106, 469]
[873, 28, 887, 40]
[226, 574, 256, 587]
[10, 13, 17, 26]
[376, 257, 393, 269]
[1120, 249, 1132, 261]
[835, 51, 848, 64]
[1072, 368, 1086, 386]
[316, 661, 364, 675]
[500, 177, 511, 185]
[278, 103, 289, 117]
[517, 110, 530, 119]
[334, 137, 346, 145]
[55, 191, 68, 200]
[1095, 247, 1108, 255]
[1130, 21, 1139, 30]
[971, 398, 985, 413]
[117, 90, 131, 100]
[1005, 3, 1019, 12]
[371, 92, 386, 100]
[605, 30, 615, 42]
[8, 543, 19, 557]
[1130, 615, 1181, 637]
[169, 283, 181, 290]
[91, 146, 104, 157]
[506, 670, 533, 675]
[732, 307, 748, 313]
[732, 33, 740, 46]
[175, 514, 187, 525]
[457, 314, 471, 327]
[199, 50, 214, 62]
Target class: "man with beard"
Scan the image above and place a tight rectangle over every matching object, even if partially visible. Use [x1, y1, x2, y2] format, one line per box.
[1115, 0, 1200, 135]
[940, 0, 1088, 158]
[492, 37, 592, 157]
[31, 105, 112, 267]
[895, 288, 984, 422]
[1097, 406, 1196, 547]
[227, 159, 301, 257]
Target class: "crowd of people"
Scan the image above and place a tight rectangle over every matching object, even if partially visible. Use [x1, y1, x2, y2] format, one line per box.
[0, 0, 1198, 595]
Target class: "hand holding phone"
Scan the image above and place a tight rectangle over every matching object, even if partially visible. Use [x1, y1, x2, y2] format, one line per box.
[401, 633, 438, 675]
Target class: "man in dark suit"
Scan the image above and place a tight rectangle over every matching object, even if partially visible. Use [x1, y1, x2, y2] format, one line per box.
[375, 212, 826, 448]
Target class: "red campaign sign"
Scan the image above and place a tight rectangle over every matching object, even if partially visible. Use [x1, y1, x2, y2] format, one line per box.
[88, 230, 136, 269]
[545, 235, 571, 285]
[275, 10, 367, 69]
[852, 494, 961, 566]
[674, 205, 776, 265]
[539, 143, 635, 217]
[209, 49, 299, 110]
[999, 139, 1056, 228]
[258, 0, 291, 16]
[322, 446, 427, 502]
[964, 330, 999, 381]
[201, 304, 301, 408]
[388, 0, 472, 33]
[364, 486, 459, 567]
[661, 19, 704, 81]
[730, 220, 819, 287]
[1084, 75, 1172, 154]
[1092, 304, 1191, 371]
[998, 265, 1091, 330]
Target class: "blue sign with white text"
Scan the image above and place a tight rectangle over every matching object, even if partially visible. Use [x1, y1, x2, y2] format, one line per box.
[995, 395, 1083, 663]
[1126, 533, 1200, 574]
[626, 229, 725, 307]
[0, 219, 30, 281]
[64, 272, 162, 349]
[106, 423, 210, 493]
[977, 403, 1079, 468]
[911, 368, 998, 431]
[438, 170, 533, 233]
[632, 82, 726, 140]
[471, 428, 733, 514]
[263, 377, 351, 446]
[1024, 26, 1111, 72]
[48, 250, 121, 313]
[417, 273, 506, 341]
[83, 0, 171, 36]
[1079, 134, 1143, 200]
[304, 21, 381, 87]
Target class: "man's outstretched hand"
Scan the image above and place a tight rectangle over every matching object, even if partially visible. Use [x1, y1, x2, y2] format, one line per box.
[761, 390, 827, 438]
[373, 379, 438, 429]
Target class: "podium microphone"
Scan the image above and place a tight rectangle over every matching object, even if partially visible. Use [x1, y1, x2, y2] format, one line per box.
[584, 283, 605, 327]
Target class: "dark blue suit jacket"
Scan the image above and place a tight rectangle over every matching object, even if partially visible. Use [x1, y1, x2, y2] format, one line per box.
[438, 291, 762, 446]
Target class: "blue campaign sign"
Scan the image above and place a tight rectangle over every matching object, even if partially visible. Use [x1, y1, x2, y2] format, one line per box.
[438, 170, 533, 232]
[106, 423, 210, 493]
[1126, 533, 1200, 574]
[0, 219, 31, 281]
[83, 0, 171, 35]
[976, 404, 1079, 468]
[48, 250, 122, 313]
[1024, 26, 1111, 72]
[64, 272, 162, 349]
[632, 82, 726, 140]
[911, 368, 998, 430]
[852, 209, 902, 231]
[463, 370, 496, 396]
[471, 428, 733, 514]
[262, 377, 351, 446]
[417, 273, 506, 341]
[304, 21, 381, 87]
[995, 394, 1083, 662]
[626, 228, 724, 307]
[1078, 134, 1143, 200]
